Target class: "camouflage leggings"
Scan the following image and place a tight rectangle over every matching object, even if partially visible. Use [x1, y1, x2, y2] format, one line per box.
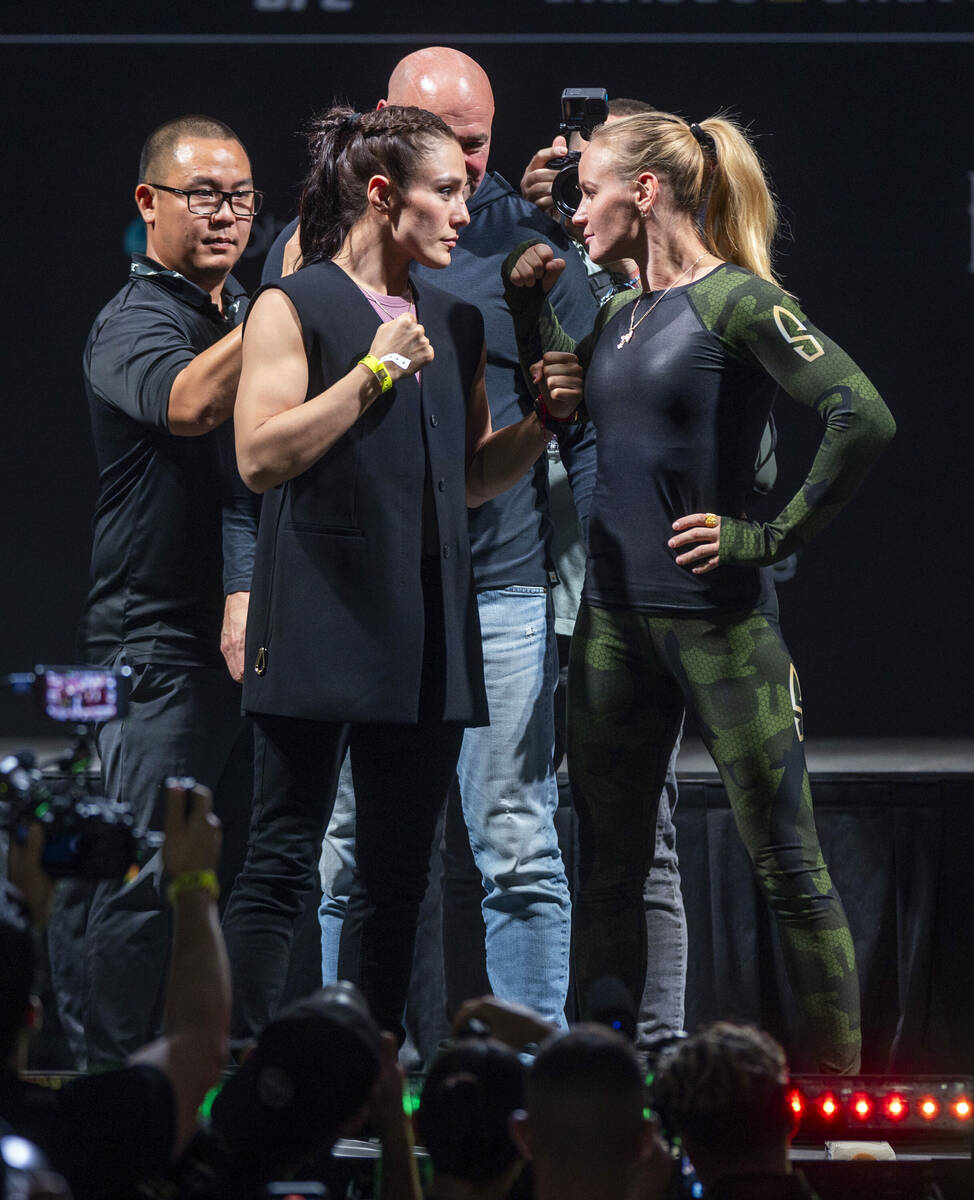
[569, 602, 861, 1073]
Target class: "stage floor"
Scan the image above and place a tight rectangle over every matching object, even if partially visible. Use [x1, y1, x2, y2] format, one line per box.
[7, 736, 973, 781]
[672, 736, 974, 780]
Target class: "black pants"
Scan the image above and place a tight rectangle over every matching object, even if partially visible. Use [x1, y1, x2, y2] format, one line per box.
[222, 714, 464, 1043]
[441, 776, 491, 1018]
[222, 557, 468, 1043]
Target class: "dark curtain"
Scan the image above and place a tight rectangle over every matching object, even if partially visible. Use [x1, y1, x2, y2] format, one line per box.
[676, 776, 974, 1075]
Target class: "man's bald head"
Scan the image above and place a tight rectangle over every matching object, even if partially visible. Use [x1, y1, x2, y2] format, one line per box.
[387, 47, 494, 116]
[383, 47, 494, 195]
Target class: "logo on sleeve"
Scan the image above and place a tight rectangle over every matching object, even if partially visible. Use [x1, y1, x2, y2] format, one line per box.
[773, 305, 825, 363]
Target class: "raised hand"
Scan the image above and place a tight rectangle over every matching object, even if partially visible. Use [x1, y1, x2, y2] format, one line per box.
[520, 135, 569, 212]
[452, 994, 557, 1049]
[162, 779, 222, 879]
[539, 350, 584, 419]
[507, 241, 566, 294]
[369, 313, 434, 382]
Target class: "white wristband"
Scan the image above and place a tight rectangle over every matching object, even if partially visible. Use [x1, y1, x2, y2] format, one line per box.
[380, 352, 411, 371]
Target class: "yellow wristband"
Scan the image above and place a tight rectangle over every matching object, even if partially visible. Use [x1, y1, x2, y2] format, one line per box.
[358, 354, 393, 393]
[167, 869, 220, 905]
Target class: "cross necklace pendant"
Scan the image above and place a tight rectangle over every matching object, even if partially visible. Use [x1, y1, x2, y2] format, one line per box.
[616, 251, 708, 350]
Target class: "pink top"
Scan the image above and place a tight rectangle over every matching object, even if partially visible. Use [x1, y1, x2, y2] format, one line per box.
[360, 287, 420, 385]
[360, 285, 437, 553]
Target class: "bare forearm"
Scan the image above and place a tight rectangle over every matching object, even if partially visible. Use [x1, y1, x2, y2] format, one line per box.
[466, 411, 549, 507]
[163, 891, 230, 1056]
[238, 364, 382, 493]
[130, 782, 226, 1151]
[379, 1121, 423, 1200]
[168, 326, 243, 436]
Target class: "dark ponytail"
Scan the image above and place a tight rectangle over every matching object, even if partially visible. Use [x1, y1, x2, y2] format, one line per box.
[298, 103, 457, 266]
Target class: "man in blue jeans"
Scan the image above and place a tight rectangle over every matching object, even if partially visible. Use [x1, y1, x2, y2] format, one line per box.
[242, 47, 598, 1031]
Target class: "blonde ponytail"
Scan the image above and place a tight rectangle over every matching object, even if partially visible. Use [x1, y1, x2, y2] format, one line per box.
[592, 110, 780, 284]
[699, 117, 779, 284]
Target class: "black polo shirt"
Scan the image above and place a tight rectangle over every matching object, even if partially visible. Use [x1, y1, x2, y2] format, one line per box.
[80, 255, 249, 668]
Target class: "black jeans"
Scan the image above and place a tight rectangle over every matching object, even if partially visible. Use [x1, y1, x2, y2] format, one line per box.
[222, 713, 464, 1043]
[441, 777, 491, 1018]
[222, 557, 468, 1042]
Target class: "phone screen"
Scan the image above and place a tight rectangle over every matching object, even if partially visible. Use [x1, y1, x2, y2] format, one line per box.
[42, 668, 124, 723]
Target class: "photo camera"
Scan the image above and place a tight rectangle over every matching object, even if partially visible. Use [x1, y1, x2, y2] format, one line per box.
[548, 87, 610, 218]
[1, 665, 160, 878]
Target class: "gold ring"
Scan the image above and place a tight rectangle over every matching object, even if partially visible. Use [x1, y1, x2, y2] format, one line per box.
[704, 513, 719, 528]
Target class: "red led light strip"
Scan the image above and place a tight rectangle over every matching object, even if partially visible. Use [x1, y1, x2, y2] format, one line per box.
[788, 1077, 973, 1142]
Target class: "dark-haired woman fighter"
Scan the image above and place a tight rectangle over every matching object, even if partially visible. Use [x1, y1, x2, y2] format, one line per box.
[504, 111, 895, 1072]
[221, 105, 552, 1045]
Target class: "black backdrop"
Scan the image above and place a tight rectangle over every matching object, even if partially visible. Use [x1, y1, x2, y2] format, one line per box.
[2, 9, 972, 738]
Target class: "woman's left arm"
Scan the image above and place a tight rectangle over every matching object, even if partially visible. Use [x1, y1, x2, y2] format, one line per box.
[465, 341, 552, 507]
[671, 285, 896, 573]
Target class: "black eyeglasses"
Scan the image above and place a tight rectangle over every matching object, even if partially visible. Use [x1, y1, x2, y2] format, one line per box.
[147, 182, 264, 217]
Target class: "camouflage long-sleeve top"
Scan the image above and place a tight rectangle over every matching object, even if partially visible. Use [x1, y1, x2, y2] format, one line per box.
[503, 248, 895, 613]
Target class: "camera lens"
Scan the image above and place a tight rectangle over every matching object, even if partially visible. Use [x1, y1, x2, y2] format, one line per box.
[551, 164, 582, 218]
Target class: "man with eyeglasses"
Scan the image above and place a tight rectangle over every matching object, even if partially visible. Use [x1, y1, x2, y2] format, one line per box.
[56, 115, 259, 1068]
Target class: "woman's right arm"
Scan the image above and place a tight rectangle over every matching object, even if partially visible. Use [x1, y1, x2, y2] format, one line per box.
[234, 288, 431, 493]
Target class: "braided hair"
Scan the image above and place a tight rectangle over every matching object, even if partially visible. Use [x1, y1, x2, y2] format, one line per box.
[299, 104, 458, 266]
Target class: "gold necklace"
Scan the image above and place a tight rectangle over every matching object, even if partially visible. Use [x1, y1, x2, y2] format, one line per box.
[616, 252, 708, 349]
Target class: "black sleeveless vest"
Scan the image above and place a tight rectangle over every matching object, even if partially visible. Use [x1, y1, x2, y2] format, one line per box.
[242, 261, 488, 726]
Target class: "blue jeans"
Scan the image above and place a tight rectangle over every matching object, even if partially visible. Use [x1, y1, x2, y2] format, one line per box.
[319, 756, 356, 986]
[452, 586, 571, 1026]
[638, 724, 687, 1045]
[319, 586, 571, 1027]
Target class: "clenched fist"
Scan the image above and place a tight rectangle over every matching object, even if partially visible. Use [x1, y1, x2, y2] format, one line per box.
[507, 241, 566, 294]
[539, 350, 584, 419]
[368, 312, 434, 382]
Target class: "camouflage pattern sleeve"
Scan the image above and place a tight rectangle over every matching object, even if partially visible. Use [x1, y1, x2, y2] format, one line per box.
[690, 270, 896, 566]
[501, 239, 633, 390]
[502, 239, 581, 388]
